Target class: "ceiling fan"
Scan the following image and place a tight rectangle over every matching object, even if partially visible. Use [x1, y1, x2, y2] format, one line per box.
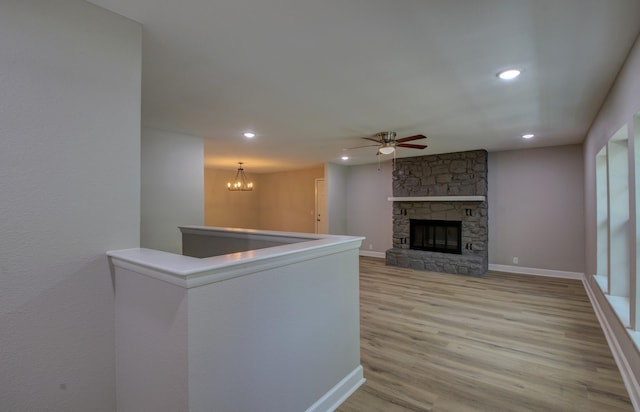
[349, 131, 427, 155]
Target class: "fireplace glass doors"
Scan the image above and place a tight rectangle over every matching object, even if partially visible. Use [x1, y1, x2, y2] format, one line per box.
[410, 219, 462, 254]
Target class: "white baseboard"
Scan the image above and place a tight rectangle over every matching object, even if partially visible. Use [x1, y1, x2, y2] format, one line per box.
[583, 277, 640, 411]
[359, 250, 386, 259]
[488, 264, 584, 280]
[305, 365, 365, 412]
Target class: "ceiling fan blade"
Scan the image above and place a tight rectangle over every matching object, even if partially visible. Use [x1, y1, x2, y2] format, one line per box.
[396, 134, 426, 143]
[346, 144, 381, 150]
[362, 137, 383, 144]
[397, 143, 428, 149]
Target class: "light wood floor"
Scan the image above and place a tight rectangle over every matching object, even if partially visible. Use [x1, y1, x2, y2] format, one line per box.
[337, 257, 633, 412]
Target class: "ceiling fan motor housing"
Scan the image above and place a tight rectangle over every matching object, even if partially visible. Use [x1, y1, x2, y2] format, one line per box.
[378, 131, 397, 143]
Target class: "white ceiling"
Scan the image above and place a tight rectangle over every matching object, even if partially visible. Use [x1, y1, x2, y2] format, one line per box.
[88, 0, 640, 173]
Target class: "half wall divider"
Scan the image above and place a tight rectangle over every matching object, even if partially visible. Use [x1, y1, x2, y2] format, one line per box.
[108, 226, 364, 412]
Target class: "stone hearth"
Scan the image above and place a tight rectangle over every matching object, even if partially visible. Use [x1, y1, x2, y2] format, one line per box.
[386, 150, 488, 276]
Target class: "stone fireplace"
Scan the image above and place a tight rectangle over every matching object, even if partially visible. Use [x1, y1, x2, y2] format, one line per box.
[386, 150, 488, 276]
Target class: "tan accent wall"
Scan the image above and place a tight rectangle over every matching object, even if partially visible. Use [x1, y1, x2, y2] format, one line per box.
[204, 165, 324, 233]
[257, 166, 324, 232]
[204, 168, 260, 229]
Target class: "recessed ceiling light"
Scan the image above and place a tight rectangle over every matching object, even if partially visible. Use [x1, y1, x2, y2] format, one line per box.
[497, 69, 521, 80]
[522, 133, 534, 139]
[341, 156, 349, 160]
[243, 132, 255, 138]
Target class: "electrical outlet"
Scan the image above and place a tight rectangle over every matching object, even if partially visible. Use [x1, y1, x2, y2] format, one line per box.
[369, 244, 373, 250]
[513, 257, 519, 264]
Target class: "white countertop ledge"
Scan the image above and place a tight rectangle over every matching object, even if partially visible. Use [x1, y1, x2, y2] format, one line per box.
[107, 228, 364, 289]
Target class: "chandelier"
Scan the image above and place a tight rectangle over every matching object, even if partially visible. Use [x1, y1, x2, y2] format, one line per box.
[227, 162, 254, 191]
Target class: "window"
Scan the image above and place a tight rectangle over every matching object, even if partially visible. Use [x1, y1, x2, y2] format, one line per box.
[596, 146, 608, 288]
[608, 126, 630, 300]
[596, 118, 640, 345]
[633, 114, 640, 329]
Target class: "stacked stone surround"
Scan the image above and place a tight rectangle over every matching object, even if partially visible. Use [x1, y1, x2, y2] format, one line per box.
[386, 150, 488, 276]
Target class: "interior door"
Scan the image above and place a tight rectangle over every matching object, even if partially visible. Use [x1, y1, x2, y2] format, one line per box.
[315, 178, 328, 234]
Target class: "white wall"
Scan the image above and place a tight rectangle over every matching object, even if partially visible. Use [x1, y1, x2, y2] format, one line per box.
[115, 269, 189, 412]
[346, 161, 393, 255]
[488, 145, 585, 272]
[141, 128, 204, 254]
[0, 2, 141, 411]
[325, 163, 349, 235]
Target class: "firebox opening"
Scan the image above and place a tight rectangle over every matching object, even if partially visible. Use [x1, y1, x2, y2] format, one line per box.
[410, 219, 462, 255]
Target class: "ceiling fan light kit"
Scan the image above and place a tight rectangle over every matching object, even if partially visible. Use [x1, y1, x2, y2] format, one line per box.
[379, 144, 395, 155]
[497, 68, 521, 80]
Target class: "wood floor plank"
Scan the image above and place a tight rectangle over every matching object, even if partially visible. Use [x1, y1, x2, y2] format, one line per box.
[336, 257, 633, 412]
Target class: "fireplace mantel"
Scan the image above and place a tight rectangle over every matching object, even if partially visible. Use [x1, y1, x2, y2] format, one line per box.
[387, 196, 486, 202]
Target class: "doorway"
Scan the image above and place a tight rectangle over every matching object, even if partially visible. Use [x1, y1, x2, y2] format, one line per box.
[315, 178, 327, 233]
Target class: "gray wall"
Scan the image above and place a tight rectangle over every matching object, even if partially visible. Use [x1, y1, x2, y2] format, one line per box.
[583, 28, 640, 389]
[584, 36, 640, 277]
[488, 145, 585, 272]
[0, 1, 141, 411]
[346, 161, 393, 255]
[342, 148, 586, 272]
[141, 128, 204, 254]
[325, 162, 349, 235]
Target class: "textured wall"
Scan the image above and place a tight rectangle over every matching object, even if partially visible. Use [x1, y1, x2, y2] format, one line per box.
[0, 2, 141, 410]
